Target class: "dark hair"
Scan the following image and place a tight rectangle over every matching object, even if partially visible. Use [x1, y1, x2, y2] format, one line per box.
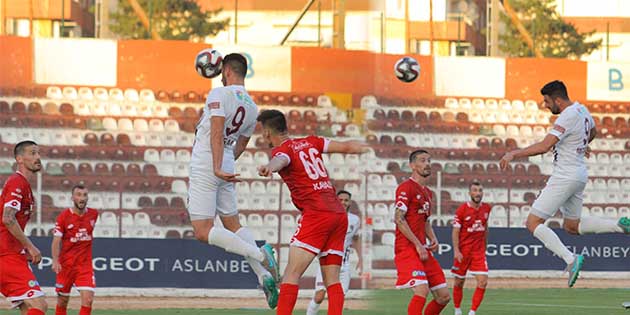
[540, 80, 569, 100]
[223, 53, 247, 78]
[257, 109, 288, 134]
[469, 180, 482, 190]
[409, 149, 430, 163]
[337, 190, 352, 199]
[14, 140, 37, 158]
[72, 184, 87, 193]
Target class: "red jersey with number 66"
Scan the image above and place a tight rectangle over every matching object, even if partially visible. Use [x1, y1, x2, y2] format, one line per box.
[272, 136, 345, 214]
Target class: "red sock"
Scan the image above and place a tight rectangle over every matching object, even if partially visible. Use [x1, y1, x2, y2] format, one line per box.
[326, 283, 344, 315]
[56, 305, 68, 315]
[471, 287, 486, 311]
[453, 285, 463, 308]
[277, 283, 299, 315]
[408, 295, 426, 315]
[424, 300, 447, 315]
[27, 309, 45, 315]
[79, 306, 92, 315]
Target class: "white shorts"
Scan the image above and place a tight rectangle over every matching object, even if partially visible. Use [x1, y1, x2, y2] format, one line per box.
[531, 177, 586, 220]
[314, 262, 351, 293]
[187, 166, 238, 220]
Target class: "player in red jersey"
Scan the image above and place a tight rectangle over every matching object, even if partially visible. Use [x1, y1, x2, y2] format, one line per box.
[394, 149, 450, 315]
[0, 140, 47, 315]
[52, 185, 98, 315]
[451, 181, 491, 315]
[256, 109, 367, 315]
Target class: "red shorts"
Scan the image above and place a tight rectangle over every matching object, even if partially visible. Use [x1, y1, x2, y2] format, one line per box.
[451, 252, 488, 278]
[291, 211, 347, 266]
[395, 248, 446, 290]
[55, 264, 96, 295]
[0, 254, 44, 308]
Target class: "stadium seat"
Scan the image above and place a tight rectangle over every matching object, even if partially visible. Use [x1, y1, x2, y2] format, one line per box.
[109, 88, 125, 102]
[164, 120, 180, 132]
[102, 117, 118, 131]
[472, 98, 485, 110]
[139, 89, 155, 102]
[77, 87, 94, 100]
[124, 89, 140, 102]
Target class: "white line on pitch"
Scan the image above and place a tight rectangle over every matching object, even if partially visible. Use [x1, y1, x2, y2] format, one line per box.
[491, 302, 618, 310]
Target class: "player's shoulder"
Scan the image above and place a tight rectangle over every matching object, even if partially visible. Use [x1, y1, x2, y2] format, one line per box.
[2, 173, 27, 191]
[348, 212, 360, 224]
[456, 202, 469, 213]
[396, 178, 412, 189]
[86, 208, 99, 216]
[57, 208, 71, 219]
[481, 203, 492, 212]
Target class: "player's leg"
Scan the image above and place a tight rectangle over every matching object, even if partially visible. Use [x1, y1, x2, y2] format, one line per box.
[451, 257, 469, 315]
[425, 256, 450, 315]
[468, 274, 488, 315]
[394, 248, 429, 315]
[318, 213, 348, 315]
[55, 267, 73, 315]
[19, 297, 47, 315]
[409, 284, 430, 315]
[188, 175, 267, 262]
[75, 268, 96, 315]
[307, 266, 326, 315]
[527, 180, 576, 267]
[559, 182, 628, 234]
[277, 246, 317, 315]
[1, 255, 47, 315]
[55, 295, 70, 315]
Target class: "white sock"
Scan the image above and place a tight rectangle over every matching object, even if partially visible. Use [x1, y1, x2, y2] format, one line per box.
[454, 308, 462, 315]
[533, 224, 575, 265]
[208, 227, 264, 262]
[468, 311, 476, 315]
[236, 227, 272, 284]
[578, 216, 623, 234]
[306, 299, 321, 315]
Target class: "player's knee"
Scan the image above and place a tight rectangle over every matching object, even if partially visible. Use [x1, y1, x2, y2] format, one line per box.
[82, 294, 94, 306]
[453, 278, 465, 288]
[57, 295, 69, 307]
[411, 285, 429, 297]
[193, 227, 210, 242]
[477, 278, 488, 289]
[30, 297, 48, 311]
[436, 292, 451, 305]
[526, 219, 541, 233]
[563, 222, 579, 235]
[314, 290, 326, 304]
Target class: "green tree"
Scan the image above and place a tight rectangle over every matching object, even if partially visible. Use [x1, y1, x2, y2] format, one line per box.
[499, 0, 602, 58]
[110, 0, 229, 41]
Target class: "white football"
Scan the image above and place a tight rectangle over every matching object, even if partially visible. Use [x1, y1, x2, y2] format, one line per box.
[195, 49, 223, 79]
[394, 57, 421, 83]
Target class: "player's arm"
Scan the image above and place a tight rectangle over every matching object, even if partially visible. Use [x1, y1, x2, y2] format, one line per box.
[500, 134, 558, 170]
[452, 225, 463, 262]
[425, 221, 439, 252]
[51, 236, 62, 273]
[258, 154, 290, 177]
[325, 140, 370, 154]
[394, 207, 428, 261]
[233, 135, 250, 160]
[352, 233, 362, 272]
[2, 206, 41, 264]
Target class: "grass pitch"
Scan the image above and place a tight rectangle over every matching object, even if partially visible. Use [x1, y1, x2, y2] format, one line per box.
[1, 288, 628, 314]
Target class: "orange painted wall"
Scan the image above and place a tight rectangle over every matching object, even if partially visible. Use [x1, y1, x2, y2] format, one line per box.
[505, 58, 587, 101]
[117, 40, 211, 93]
[0, 36, 33, 87]
[292, 47, 433, 101]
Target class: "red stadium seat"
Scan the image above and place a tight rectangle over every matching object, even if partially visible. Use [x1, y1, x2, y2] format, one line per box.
[486, 163, 500, 174]
[100, 133, 116, 146]
[142, 164, 158, 176]
[167, 107, 182, 118]
[111, 163, 125, 176]
[59, 103, 74, 115]
[513, 163, 527, 175]
[304, 110, 318, 122]
[386, 109, 400, 121]
[61, 163, 77, 176]
[183, 107, 198, 118]
[380, 135, 393, 145]
[27, 102, 42, 114]
[288, 110, 302, 121]
[366, 134, 378, 145]
[154, 197, 169, 208]
[401, 110, 414, 121]
[94, 163, 109, 176]
[527, 164, 541, 175]
[387, 161, 401, 172]
[166, 230, 181, 239]
[394, 135, 406, 145]
[78, 163, 93, 176]
[156, 90, 170, 101]
[185, 91, 198, 102]
[458, 163, 471, 174]
[372, 109, 386, 120]
[116, 134, 131, 146]
[415, 110, 428, 122]
[11, 101, 26, 113]
[304, 95, 316, 106]
[138, 196, 153, 208]
[127, 163, 142, 176]
[0, 101, 9, 113]
[455, 112, 469, 123]
[429, 111, 442, 122]
[505, 138, 518, 150]
[170, 197, 185, 209]
[490, 138, 504, 149]
[84, 133, 99, 145]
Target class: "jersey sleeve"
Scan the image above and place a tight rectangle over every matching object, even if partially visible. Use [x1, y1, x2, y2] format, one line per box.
[206, 88, 226, 117]
[271, 145, 292, 166]
[308, 136, 331, 153]
[452, 204, 465, 228]
[394, 184, 410, 213]
[549, 109, 578, 141]
[1, 179, 25, 211]
[350, 214, 361, 237]
[53, 212, 65, 237]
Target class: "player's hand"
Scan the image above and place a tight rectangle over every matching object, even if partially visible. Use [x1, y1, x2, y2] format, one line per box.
[585, 146, 592, 158]
[52, 260, 62, 273]
[214, 169, 241, 182]
[415, 244, 429, 261]
[26, 245, 42, 264]
[427, 239, 439, 252]
[257, 165, 272, 177]
[499, 151, 514, 170]
[454, 250, 464, 262]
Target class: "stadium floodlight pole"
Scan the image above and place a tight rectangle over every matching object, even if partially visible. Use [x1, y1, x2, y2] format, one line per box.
[502, 0, 542, 58]
[429, 0, 434, 56]
[280, 0, 316, 45]
[234, 0, 238, 44]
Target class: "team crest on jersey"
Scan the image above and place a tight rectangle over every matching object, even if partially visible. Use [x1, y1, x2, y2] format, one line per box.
[464, 216, 471, 221]
[68, 224, 74, 229]
[15, 188, 21, 193]
[418, 201, 430, 214]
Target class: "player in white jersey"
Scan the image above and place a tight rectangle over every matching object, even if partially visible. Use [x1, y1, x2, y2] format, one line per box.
[187, 53, 279, 308]
[500, 80, 630, 287]
[306, 190, 361, 315]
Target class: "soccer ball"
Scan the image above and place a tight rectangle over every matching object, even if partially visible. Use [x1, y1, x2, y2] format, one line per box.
[195, 49, 223, 79]
[394, 56, 421, 83]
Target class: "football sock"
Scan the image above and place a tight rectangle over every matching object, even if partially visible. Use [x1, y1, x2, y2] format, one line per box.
[408, 295, 426, 315]
[55, 305, 67, 315]
[27, 309, 45, 315]
[471, 287, 486, 311]
[453, 285, 463, 308]
[533, 224, 575, 265]
[79, 306, 92, 315]
[236, 227, 272, 284]
[578, 216, 623, 234]
[424, 299, 447, 315]
[208, 227, 264, 262]
[306, 298, 321, 315]
[277, 283, 299, 315]
[468, 311, 476, 315]
[326, 283, 344, 315]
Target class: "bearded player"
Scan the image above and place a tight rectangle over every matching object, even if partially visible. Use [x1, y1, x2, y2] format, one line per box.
[451, 181, 491, 315]
[52, 185, 99, 315]
[0, 140, 47, 315]
[394, 149, 450, 315]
